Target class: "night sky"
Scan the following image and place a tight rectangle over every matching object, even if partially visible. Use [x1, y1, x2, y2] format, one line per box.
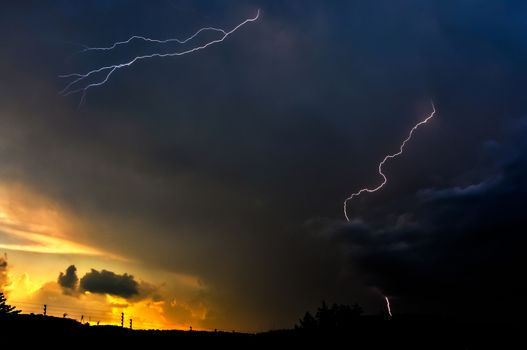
[1, 0, 526, 331]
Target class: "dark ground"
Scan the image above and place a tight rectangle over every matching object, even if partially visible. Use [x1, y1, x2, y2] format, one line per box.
[0, 313, 524, 348]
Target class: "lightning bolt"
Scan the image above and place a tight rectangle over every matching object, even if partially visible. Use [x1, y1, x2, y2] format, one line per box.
[344, 102, 436, 317]
[385, 296, 393, 317]
[343, 101, 436, 222]
[77, 28, 228, 53]
[59, 9, 261, 105]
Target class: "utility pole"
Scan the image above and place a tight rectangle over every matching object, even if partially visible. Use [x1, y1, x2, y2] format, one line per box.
[121, 312, 124, 327]
[43, 304, 47, 316]
[129, 319, 133, 330]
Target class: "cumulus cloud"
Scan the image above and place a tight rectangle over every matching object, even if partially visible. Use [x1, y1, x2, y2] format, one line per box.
[80, 269, 139, 299]
[54, 266, 162, 302]
[58, 265, 79, 294]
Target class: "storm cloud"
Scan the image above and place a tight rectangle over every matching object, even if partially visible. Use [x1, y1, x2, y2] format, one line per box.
[333, 126, 527, 320]
[80, 269, 139, 299]
[58, 265, 79, 294]
[1, 0, 527, 330]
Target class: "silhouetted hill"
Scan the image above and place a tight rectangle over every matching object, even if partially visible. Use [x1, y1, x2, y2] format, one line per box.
[1, 312, 524, 348]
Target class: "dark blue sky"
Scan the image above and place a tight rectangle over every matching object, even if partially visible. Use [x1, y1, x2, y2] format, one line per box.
[1, 0, 527, 328]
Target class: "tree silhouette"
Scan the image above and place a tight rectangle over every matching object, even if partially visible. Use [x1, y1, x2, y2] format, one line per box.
[0, 292, 20, 316]
[298, 311, 317, 330]
[297, 301, 363, 331]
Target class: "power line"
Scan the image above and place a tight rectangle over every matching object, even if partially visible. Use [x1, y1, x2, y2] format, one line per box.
[11, 300, 113, 314]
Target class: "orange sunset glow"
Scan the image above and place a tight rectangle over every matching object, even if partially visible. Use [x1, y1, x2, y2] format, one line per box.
[0, 182, 210, 330]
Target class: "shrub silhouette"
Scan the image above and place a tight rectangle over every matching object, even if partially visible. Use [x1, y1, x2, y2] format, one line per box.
[0, 292, 20, 316]
[297, 301, 363, 331]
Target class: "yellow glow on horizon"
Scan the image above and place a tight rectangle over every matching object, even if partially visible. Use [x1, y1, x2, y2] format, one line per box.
[4, 271, 44, 300]
[0, 181, 211, 331]
[105, 295, 179, 330]
[6, 271, 209, 331]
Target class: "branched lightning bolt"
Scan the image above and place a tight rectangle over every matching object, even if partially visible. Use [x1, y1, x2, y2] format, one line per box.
[343, 101, 436, 222]
[385, 296, 393, 317]
[78, 27, 228, 53]
[59, 10, 261, 105]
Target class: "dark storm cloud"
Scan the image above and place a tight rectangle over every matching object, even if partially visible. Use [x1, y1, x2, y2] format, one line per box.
[80, 269, 139, 299]
[58, 265, 79, 292]
[334, 126, 527, 319]
[56, 265, 159, 300]
[1, 0, 527, 329]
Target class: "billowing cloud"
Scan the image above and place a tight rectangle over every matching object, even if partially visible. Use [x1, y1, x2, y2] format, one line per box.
[58, 265, 78, 293]
[80, 269, 139, 299]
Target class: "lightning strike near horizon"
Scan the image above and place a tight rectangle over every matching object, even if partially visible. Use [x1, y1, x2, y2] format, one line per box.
[385, 296, 393, 317]
[59, 10, 261, 105]
[343, 101, 437, 222]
